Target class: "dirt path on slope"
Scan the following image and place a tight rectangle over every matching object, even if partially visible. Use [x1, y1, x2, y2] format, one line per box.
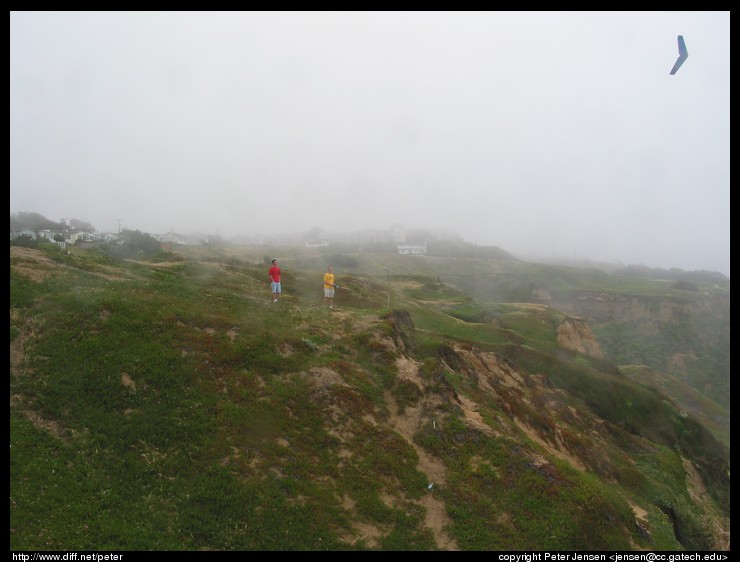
[384, 356, 459, 551]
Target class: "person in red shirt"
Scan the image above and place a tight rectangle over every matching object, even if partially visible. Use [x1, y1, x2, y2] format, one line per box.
[269, 259, 281, 302]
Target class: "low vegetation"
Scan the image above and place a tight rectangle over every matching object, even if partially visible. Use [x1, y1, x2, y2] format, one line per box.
[10, 243, 729, 551]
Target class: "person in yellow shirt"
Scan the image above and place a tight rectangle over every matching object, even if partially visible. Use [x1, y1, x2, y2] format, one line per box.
[323, 265, 336, 308]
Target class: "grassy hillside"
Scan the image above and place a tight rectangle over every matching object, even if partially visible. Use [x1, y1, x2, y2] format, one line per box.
[10, 244, 729, 551]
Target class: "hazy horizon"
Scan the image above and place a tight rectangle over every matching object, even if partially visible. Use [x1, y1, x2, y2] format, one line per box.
[10, 12, 730, 277]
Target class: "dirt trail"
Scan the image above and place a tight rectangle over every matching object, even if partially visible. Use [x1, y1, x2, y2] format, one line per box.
[384, 356, 459, 551]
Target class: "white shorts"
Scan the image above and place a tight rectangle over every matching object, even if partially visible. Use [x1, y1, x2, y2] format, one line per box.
[324, 287, 335, 298]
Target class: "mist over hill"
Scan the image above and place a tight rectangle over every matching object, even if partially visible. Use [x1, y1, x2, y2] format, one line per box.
[10, 211, 729, 283]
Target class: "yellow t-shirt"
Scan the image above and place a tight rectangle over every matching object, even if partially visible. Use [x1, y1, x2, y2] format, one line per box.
[323, 272, 335, 289]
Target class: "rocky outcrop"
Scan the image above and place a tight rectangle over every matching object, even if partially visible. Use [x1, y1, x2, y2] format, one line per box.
[547, 291, 730, 409]
[556, 317, 603, 358]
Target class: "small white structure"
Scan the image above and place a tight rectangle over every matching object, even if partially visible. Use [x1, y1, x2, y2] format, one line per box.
[11, 228, 38, 240]
[397, 243, 427, 255]
[156, 231, 204, 246]
[67, 231, 96, 244]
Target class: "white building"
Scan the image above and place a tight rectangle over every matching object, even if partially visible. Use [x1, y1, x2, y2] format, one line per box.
[397, 243, 427, 255]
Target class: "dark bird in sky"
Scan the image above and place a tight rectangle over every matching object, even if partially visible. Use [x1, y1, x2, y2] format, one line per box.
[670, 35, 688, 75]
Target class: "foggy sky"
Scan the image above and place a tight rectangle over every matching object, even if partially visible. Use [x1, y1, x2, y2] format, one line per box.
[10, 11, 730, 276]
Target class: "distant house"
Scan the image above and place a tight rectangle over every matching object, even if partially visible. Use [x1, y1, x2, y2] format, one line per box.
[99, 232, 119, 243]
[156, 230, 203, 246]
[67, 231, 96, 244]
[157, 231, 187, 245]
[397, 243, 427, 255]
[10, 228, 37, 241]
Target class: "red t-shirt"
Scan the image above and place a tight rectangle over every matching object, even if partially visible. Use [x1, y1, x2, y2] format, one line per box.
[269, 265, 281, 283]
